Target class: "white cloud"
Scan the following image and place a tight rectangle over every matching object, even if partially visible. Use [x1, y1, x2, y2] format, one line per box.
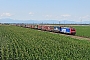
[1, 13, 12, 17]
[45, 15, 52, 18]
[61, 14, 71, 17]
[42, 14, 72, 20]
[29, 12, 34, 16]
[82, 15, 90, 19]
[79, 15, 90, 20]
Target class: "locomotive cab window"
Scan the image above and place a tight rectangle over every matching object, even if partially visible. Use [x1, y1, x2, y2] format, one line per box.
[71, 28, 75, 31]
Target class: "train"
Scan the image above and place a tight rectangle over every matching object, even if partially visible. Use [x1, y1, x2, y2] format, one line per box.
[16, 24, 76, 35]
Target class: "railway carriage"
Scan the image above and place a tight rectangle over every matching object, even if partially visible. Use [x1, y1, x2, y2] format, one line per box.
[34, 25, 38, 29]
[25, 24, 31, 28]
[38, 25, 42, 30]
[53, 26, 61, 32]
[46, 26, 54, 32]
[41, 26, 47, 31]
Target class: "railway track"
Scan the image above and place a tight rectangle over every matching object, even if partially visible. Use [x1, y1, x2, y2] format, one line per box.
[59, 34, 90, 41]
[38, 30, 90, 41]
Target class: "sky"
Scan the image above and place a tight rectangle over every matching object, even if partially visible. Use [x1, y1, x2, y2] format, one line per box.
[0, 0, 90, 22]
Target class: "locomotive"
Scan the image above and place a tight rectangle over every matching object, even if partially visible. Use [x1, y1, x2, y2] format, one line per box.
[16, 24, 76, 35]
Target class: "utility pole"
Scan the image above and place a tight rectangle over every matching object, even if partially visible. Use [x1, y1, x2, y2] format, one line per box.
[81, 19, 82, 25]
[64, 20, 65, 26]
[59, 21, 60, 26]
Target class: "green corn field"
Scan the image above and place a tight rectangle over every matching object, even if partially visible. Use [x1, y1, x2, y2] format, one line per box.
[0, 25, 90, 60]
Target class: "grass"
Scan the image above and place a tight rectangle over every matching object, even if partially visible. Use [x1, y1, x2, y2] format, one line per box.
[73, 26, 90, 38]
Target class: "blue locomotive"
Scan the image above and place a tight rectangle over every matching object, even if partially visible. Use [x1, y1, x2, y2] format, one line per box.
[54, 26, 76, 35]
